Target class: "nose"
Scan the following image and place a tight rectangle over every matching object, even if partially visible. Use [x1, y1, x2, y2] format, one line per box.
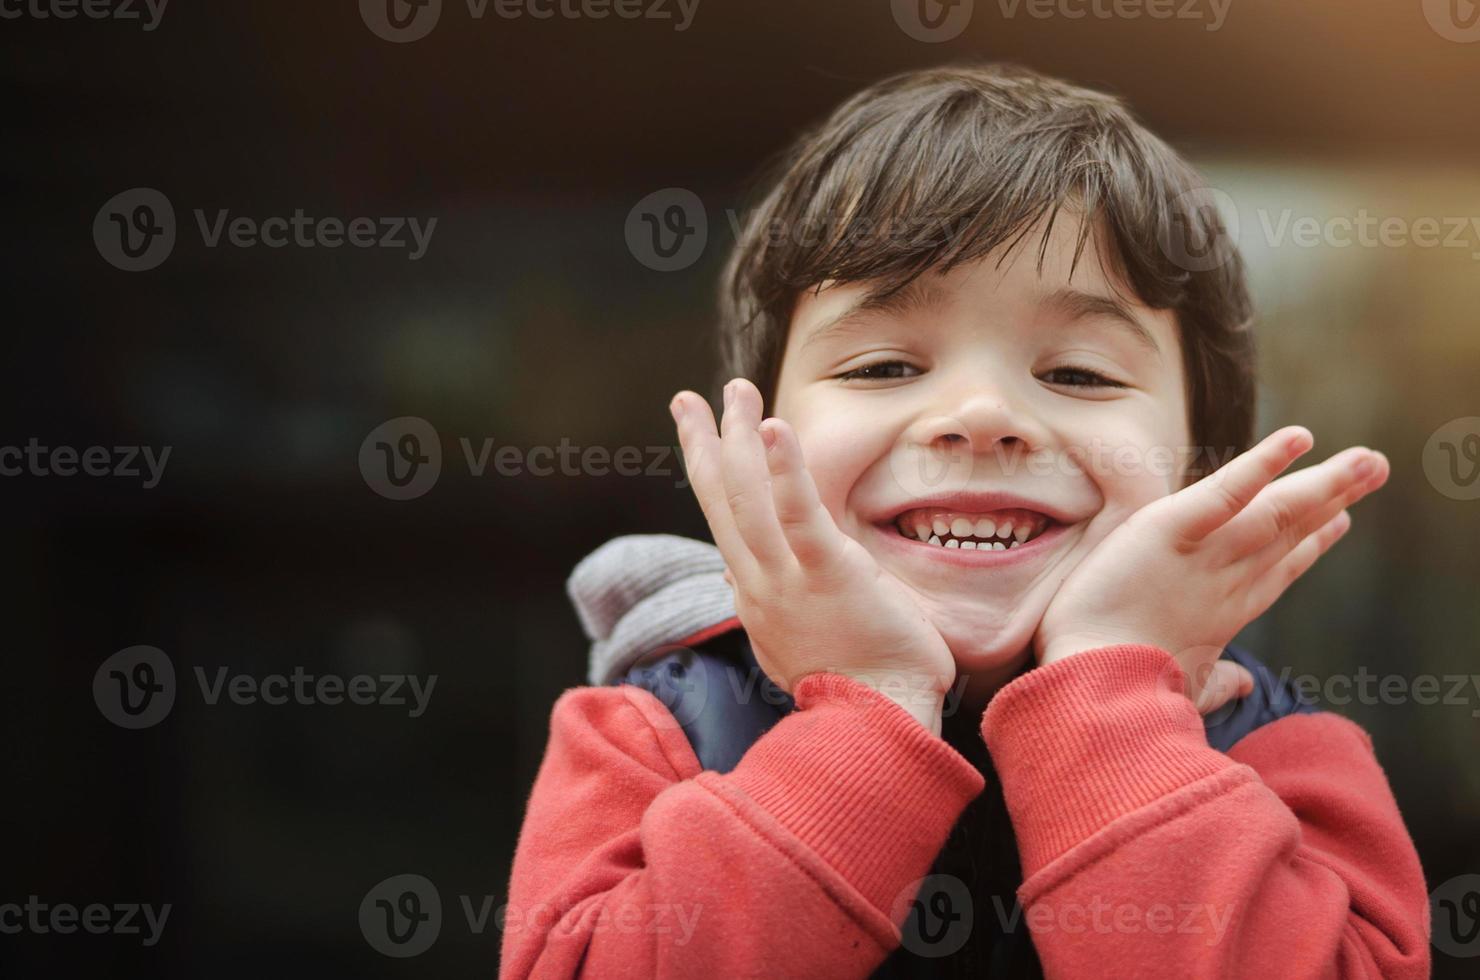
[902, 381, 1045, 463]
[887, 369, 1051, 499]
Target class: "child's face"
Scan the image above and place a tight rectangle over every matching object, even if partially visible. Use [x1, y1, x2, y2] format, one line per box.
[771, 212, 1192, 691]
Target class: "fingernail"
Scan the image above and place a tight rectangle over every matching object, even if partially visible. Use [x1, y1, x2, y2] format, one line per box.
[760, 425, 777, 451]
[669, 396, 685, 420]
[1353, 457, 1374, 478]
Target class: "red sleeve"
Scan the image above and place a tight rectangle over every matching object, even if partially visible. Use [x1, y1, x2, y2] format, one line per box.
[981, 644, 1432, 979]
[499, 673, 985, 979]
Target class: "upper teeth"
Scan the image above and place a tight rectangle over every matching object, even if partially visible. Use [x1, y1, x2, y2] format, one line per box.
[898, 508, 1051, 550]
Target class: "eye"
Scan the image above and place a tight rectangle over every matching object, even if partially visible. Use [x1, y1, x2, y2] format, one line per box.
[836, 360, 920, 382]
[1042, 365, 1128, 389]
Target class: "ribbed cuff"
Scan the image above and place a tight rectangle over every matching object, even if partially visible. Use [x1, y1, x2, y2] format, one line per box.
[727, 672, 986, 915]
[981, 645, 1232, 877]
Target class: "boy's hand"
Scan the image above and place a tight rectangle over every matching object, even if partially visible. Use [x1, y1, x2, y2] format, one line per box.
[670, 378, 955, 734]
[1034, 426, 1390, 707]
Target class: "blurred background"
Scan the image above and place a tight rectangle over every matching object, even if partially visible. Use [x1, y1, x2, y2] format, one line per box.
[2, 0, 1478, 975]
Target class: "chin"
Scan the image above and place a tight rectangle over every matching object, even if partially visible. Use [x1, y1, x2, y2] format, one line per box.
[853, 514, 1099, 698]
[916, 594, 1040, 690]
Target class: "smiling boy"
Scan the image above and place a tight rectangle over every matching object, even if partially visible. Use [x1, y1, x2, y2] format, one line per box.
[758, 210, 1205, 711]
[501, 64, 1429, 978]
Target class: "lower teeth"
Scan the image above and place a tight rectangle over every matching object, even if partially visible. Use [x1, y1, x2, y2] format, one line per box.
[921, 534, 1019, 550]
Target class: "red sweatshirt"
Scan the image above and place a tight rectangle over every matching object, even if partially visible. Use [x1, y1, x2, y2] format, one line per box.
[500, 643, 1430, 978]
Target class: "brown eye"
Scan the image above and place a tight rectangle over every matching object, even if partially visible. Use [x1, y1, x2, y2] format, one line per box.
[837, 360, 919, 381]
[1043, 366, 1126, 389]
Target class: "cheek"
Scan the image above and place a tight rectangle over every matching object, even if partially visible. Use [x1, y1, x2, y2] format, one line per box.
[789, 410, 888, 519]
[1082, 428, 1189, 521]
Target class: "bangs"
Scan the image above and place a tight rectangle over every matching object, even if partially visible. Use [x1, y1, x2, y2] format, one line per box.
[717, 63, 1255, 470]
[730, 63, 1226, 328]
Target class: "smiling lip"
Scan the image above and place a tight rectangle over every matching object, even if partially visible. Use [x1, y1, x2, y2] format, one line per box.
[873, 516, 1074, 567]
[872, 491, 1077, 567]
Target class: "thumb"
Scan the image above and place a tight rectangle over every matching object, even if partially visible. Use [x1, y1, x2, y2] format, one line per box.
[1195, 660, 1255, 716]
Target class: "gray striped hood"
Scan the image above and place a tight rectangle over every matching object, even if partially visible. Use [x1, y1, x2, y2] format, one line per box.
[566, 534, 737, 686]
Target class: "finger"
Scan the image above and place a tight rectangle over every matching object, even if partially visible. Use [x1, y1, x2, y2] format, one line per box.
[1196, 660, 1255, 715]
[719, 378, 791, 567]
[1227, 447, 1386, 564]
[670, 390, 757, 575]
[1172, 426, 1313, 545]
[761, 416, 845, 569]
[1243, 509, 1353, 619]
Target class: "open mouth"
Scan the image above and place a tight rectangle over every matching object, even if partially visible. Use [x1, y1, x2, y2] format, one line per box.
[891, 507, 1057, 551]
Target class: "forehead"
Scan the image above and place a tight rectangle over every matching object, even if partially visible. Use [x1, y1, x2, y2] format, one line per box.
[787, 211, 1173, 357]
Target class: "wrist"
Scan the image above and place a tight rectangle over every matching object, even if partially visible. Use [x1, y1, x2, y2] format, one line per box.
[876, 689, 945, 736]
[1038, 641, 1084, 666]
[1038, 632, 1135, 667]
[833, 670, 947, 736]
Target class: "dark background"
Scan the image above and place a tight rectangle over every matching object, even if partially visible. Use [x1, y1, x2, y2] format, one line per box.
[3, 0, 1478, 976]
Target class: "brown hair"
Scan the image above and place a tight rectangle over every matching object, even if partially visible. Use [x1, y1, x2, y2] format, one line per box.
[716, 63, 1256, 483]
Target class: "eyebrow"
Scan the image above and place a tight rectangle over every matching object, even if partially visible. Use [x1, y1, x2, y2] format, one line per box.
[1041, 287, 1162, 361]
[797, 281, 1162, 361]
[798, 278, 950, 353]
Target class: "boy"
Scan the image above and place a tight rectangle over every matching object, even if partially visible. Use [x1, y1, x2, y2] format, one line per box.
[501, 64, 1428, 978]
